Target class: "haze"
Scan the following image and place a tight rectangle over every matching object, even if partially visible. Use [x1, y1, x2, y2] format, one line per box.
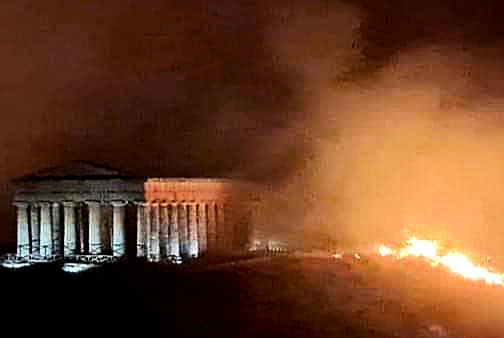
[2, 0, 504, 259]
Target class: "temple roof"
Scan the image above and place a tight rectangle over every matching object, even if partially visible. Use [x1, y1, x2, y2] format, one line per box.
[14, 161, 140, 182]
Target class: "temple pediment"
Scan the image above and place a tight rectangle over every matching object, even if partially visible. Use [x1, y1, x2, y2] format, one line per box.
[13, 161, 145, 203]
[14, 161, 138, 182]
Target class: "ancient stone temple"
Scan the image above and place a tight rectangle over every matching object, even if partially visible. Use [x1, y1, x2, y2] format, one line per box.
[12, 162, 144, 263]
[8, 161, 256, 268]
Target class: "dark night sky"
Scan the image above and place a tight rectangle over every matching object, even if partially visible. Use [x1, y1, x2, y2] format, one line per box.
[1, 0, 504, 242]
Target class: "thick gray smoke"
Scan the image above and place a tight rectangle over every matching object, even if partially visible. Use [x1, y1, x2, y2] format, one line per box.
[253, 2, 504, 258]
[278, 45, 504, 255]
[4, 0, 504, 260]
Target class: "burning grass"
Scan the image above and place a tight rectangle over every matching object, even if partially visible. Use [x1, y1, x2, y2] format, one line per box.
[379, 236, 504, 286]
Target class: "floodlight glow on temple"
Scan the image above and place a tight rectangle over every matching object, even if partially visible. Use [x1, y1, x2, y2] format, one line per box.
[3, 161, 260, 271]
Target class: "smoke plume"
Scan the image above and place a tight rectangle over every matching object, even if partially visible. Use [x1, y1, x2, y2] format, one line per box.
[3, 0, 504, 260]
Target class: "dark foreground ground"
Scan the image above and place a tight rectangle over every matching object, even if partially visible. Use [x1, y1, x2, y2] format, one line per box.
[2, 255, 504, 338]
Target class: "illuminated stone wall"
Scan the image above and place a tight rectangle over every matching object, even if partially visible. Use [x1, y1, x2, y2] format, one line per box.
[140, 178, 256, 260]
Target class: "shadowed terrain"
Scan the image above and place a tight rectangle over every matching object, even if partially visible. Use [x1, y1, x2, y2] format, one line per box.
[2, 256, 504, 337]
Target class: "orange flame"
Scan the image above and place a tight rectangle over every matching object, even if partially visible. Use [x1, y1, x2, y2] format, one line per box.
[379, 237, 504, 286]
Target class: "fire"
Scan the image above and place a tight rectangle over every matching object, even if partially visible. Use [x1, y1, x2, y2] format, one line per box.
[378, 245, 394, 257]
[379, 237, 504, 286]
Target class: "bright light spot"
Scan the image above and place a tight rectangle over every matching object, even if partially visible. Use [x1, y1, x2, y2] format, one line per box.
[399, 237, 438, 260]
[378, 245, 394, 257]
[1, 261, 31, 269]
[440, 253, 504, 285]
[332, 253, 343, 259]
[62, 263, 97, 273]
[188, 240, 199, 258]
[378, 236, 504, 286]
[353, 253, 361, 260]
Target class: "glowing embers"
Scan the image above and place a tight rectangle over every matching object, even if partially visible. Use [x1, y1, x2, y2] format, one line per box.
[330, 251, 364, 262]
[62, 263, 97, 273]
[331, 252, 343, 260]
[379, 237, 504, 286]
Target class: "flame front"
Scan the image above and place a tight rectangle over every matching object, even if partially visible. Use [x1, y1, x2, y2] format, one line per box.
[379, 237, 504, 286]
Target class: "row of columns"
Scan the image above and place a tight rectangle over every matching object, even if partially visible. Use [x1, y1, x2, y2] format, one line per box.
[136, 202, 231, 261]
[15, 200, 128, 259]
[16, 200, 247, 261]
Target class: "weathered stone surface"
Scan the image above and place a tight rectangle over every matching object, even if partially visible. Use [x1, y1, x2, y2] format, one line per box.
[11, 162, 259, 263]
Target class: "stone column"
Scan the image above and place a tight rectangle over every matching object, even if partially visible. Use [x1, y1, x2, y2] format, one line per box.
[30, 204, 40, 256]
[225, 204, 235, 251]
[86, 201, 103, 255]
[207, 202, 217, 253]
[197, 203, 208, 255]
[51, 202, 61, 256]
[216, 203, 226, 252]
[178, 203, 189, 257]
[111, 200, 127, 257]
[14, 202, 30, 258]
[63, 201, 77, 256]
[39, 202, 53, 258]
[149, 203, 160, 262]
[76, 203, 86, 254]
[136, 202, 147, 258]
[169, 203, 180, 257]
[136, 203, 143, 257]
[100, 204, 112, 254]
[188, 203, 199, 258]
[160, 203, 170, 258]
[144, 203, 152, 258]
